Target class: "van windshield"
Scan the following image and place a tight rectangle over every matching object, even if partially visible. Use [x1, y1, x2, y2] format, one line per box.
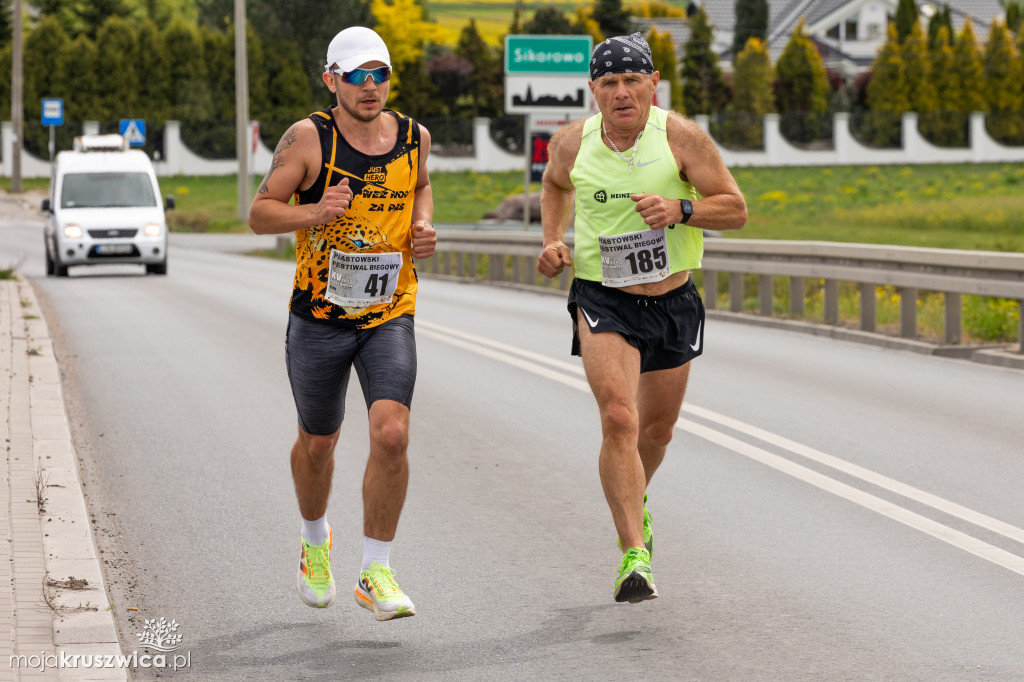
[60, 172, 157, 209]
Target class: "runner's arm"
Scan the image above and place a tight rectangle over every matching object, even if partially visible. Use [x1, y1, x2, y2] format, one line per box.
[249, 120, 354, 235]
[410, 124, 436, 259]
[538, 122, 582, 278]
[664, 111, 747, 231]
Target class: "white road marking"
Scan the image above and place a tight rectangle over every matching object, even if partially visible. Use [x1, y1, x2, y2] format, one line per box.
[419, 319, 1024, 577]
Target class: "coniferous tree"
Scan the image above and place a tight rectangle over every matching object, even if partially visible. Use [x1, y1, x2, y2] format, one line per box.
[508, 2, 523, 35]
[66, 33, 100, 120]
[905, 20, 942, 145]
[1006, 0, 1023, 34]
[1017, 29, 1024, 113]
[199, 0, 374, 104]
[592, 0, 631, 39]
[372, 0, 445, 104]
[0, 0, 11, 44]
[923, 25, 965, 146]
[927, 3, 953, 45]
[23, 16, 71, 154]
[94, 17, 140, 122]
[28, 0, 78, 34]
[732, 0, 768, 61]
[200, 26, 233, 123]
[776, 17, 830, 142]
[456, 19, 503, 118]
[0, 45, 10, 117]
[573, 4, 604, 44]
[730, 36, 774, 147]
[429, 49, 474, 120]
[681, 4, 729, 115]
[259, 39, 314, 129]
[135, 18, 170, 125]
[140, 0, 198, 29]
[952, 18, 988, 115]
[163, 19, 213, 128]
[647, 27, 682, 112]
[243, 26, 269, 123]
[982, 19, 1024, 143]
[390, 54, 442, 118]
[895, 0, 919, 43]
[75, 0, 129, 39]
[904, 19, 938, 115]
[522, 6, 577, 34]
[865, 23, 910, 146]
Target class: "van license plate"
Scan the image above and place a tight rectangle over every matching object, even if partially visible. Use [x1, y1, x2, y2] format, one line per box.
[96, 244, 133, 255]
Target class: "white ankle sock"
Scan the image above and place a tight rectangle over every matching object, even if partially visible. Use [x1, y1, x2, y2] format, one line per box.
[301, 515, 329, 546]
[362, 536, 392, 571]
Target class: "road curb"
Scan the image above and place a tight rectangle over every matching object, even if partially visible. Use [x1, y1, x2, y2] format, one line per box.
[10, 275, 126, 681]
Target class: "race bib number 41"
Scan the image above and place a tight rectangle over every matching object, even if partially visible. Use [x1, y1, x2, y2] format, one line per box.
[324, 249, 402, 307]
[598, 228, 670, 287]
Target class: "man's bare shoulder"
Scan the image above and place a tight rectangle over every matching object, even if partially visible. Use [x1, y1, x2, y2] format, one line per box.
[276, 118, 320, 153]
[666, 109, 724, 170]
[257, 118, 323, 196]
[548, 118, 587, 161]
[665, 110, 711, 147]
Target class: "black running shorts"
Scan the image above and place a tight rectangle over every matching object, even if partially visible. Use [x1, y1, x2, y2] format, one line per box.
[567, 277, 705, 373]
[285, 313, 417, 436]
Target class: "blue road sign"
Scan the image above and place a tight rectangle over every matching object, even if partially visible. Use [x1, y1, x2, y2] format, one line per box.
[120, 119, 146, 147]
[41, 98, 64, 126]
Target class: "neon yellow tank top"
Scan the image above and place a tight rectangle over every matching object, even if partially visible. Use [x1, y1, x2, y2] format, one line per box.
[569, 106, 701, 282]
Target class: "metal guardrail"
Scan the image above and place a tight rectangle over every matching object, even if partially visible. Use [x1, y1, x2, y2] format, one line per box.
[423, 229, 1024, 354]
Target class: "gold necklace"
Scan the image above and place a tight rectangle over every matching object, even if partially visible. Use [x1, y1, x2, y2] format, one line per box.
[603, 122, 643, 173]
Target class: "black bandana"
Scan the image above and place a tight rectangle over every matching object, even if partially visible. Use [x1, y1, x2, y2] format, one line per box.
[589, 32, 654, 81]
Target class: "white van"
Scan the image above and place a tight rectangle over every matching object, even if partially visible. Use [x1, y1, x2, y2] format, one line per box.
[42, 135, 174, 276]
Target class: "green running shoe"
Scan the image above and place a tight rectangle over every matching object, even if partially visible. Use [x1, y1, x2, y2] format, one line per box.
[355, 562, 416, 621]
[297, 528, 336, 608]
[617, 493, 654, 558]
[614, 547, 658, 604]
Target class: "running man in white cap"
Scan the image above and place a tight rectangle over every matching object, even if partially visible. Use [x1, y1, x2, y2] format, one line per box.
[249, 26, 436, 621]
[537, 33, 747, 604]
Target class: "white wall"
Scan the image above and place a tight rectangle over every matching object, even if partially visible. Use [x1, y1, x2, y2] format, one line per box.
[3, 111, 1023, 180]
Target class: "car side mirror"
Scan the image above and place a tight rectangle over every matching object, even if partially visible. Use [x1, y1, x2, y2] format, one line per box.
[165, 195, 175, 211]
[41, 198, 51, 212]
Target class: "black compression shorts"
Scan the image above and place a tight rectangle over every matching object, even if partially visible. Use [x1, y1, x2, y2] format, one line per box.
[567, 277, 705, 373]
[285, 313, 417, 435]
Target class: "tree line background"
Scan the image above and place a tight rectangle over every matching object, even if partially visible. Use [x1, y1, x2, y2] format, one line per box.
[716, 0, 1024, 150]
[1, 0, 1022, 162]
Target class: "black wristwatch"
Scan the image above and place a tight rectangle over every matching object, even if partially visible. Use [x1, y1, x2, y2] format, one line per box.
[679, 199, 693, 224]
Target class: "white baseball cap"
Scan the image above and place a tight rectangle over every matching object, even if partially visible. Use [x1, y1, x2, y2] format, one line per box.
[324, 27, 392, 73]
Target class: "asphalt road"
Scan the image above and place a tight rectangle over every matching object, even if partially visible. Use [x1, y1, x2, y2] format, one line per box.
[3, 215, 1024, 681]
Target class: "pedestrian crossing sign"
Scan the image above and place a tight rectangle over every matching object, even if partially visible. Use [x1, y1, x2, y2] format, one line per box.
[119, 119, 146, 147]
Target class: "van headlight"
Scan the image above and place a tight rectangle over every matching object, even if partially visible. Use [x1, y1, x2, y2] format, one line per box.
[63, 224, 82, 239]
[144, 223, 162, 237]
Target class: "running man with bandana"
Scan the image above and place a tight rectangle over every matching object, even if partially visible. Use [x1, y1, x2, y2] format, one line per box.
[537, 32, 747, 603]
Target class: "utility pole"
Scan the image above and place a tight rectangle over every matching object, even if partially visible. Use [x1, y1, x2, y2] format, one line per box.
[235, 0, 250, 222]
[11, 0, 23, 192]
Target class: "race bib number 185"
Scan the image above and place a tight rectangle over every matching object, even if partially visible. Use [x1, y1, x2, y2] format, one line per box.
[324, 249, 402, 307]
[598, 228, 670, 287]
